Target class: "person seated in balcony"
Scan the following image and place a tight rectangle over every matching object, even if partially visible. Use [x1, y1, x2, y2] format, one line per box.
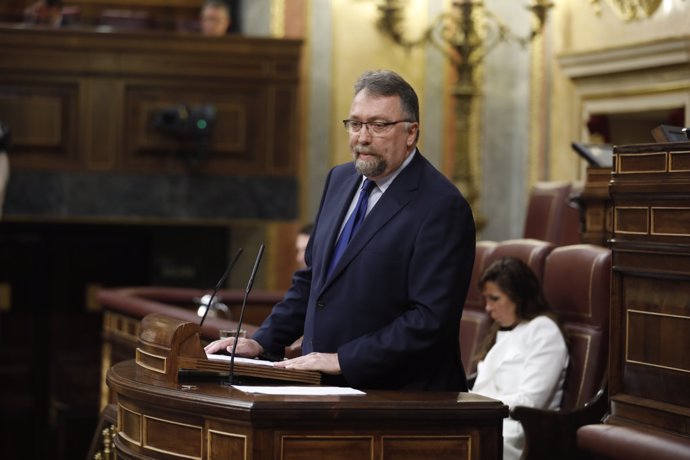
[23, 0, 63, 27]
[471, 257, 569, 460]
[200, 0, 231, 37]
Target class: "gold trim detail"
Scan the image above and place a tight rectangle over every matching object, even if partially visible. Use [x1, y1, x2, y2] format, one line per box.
[381, 435, 473, 460]
[625, 309, 690, 374]
[208, 429, 248, 460]
[614, 206, 649, 235]
[651, 207, 690, 237]
[143, 415, 203, 460]
[568, 332, 593, 406]
[669, 151, 690, 172]
[616, 152, 668, 174]
[280, 435, 374, 459]
[118, 403, 143, 447]
[135, 347, 167, 374]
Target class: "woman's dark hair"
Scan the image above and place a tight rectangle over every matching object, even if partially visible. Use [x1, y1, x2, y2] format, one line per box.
[474, 256, 568, 363]
[478, 257, 550, 321]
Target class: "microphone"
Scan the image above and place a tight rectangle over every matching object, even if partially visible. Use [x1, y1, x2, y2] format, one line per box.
[198, 248, 243, 328]
[229, 243, 265, 384]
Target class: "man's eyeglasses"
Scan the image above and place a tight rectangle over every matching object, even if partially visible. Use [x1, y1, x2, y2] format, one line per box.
[342, 119, 412, 136]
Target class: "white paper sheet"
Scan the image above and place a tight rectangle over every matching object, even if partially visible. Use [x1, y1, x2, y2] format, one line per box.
[232, 385, 365, 396]
[207, 354, 276, 367]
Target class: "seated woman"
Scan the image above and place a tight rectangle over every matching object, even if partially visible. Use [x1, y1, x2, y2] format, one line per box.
[471, 257, 569, 460]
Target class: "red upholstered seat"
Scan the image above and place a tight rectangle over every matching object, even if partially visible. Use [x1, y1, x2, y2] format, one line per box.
[543, 245, 611, 411]
[511, 243, 611, 460]
[484, 238, 556, 282]
[577, 424, 690, 460]
[523, 181, 581, 246]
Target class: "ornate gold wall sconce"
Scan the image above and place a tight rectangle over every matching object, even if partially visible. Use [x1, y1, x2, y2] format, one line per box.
[375, 0, 554, 228]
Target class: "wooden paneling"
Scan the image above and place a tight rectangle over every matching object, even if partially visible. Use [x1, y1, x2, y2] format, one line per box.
[281, 436, 374, 460]
[122, 83, 265, 173]
[0, 81, 79, 167]
[108, 360, 507, 460]
[0, 0, 234, 30]
[381, 436, 472, 460]
[576, 166, 612, 247]
[0, 25, 302, 177]
[608, 141, 690, 437]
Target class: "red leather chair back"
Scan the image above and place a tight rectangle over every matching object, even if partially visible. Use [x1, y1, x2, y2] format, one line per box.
[484, 238, 556, 283]
[524, 182, 580, 246]
[460, 241, 497, 375]
[542, 244, 611, 410]
[464, 240, 498, 312]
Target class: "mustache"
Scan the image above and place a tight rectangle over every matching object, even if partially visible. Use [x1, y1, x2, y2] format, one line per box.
[354, 146, 379, 157]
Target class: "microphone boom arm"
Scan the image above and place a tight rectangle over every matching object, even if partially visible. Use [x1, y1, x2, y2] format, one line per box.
[229, 244, 265, 384]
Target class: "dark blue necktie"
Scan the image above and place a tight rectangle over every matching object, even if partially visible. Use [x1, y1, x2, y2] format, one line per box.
[327, 179, 376, 277]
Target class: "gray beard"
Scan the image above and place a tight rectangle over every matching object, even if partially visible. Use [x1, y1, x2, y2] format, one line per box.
[355, 156, 386, 177]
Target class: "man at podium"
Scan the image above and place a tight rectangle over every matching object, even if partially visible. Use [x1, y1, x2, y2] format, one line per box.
[206, 70, 476, 391]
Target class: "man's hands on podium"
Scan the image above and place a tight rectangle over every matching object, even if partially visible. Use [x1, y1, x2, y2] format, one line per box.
[204, 337, 263, 357]
[274, 352, 341, 375]
[204, 338, 341, 375]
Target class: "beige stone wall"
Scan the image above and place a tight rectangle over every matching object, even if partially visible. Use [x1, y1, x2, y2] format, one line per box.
[557, 0, 689, 53]
[290, 0, 689, 239]
[330, 0, 432, 166]
[548, 0, 690, 182]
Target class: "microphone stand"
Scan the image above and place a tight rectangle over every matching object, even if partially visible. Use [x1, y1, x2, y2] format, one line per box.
[229, 244, 265, 385]
[199, 248, 243, 328]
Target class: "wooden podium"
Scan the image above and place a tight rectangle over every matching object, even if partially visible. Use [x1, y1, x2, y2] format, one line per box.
[134, 313, 320, 385]
[106, 314, 508, 459]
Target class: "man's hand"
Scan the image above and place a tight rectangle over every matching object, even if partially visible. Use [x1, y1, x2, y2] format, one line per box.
[274, 352, 341, 375]
[204, 337, 263, 358]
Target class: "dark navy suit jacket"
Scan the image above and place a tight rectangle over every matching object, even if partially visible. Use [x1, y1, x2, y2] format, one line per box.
[253, 152, 476, 390]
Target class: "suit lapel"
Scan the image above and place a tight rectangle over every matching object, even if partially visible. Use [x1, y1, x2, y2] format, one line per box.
[316, 171, 361, 282]
[321, 153, 424, 290]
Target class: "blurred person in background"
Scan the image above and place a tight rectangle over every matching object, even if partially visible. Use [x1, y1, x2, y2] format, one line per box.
[295, 223, 313, 270]
[23, 0, 63, 26]
[200, 0, 231, 37]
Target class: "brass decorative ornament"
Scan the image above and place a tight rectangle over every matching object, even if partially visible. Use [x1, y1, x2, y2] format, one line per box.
[375, 0, 554, 230]
[589, 0, 663, 21]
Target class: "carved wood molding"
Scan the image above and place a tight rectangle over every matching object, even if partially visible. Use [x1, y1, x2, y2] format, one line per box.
[558, 36, 690, 79]
[589, 0, 662, 21]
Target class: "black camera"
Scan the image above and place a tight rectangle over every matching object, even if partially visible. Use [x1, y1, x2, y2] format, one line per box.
[153, 105, 216, 139]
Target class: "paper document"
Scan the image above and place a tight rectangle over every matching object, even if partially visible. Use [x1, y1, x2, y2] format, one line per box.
[233, 385, 365, 396]
[207, 354, 276, 367]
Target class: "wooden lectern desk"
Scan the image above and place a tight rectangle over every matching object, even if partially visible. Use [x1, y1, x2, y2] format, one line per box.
[106, 314, 508, 459]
